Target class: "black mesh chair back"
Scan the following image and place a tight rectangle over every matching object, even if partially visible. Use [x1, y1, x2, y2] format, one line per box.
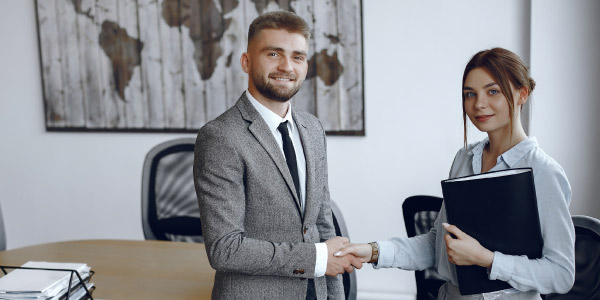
[330, 200, 357, 300]
[141, 138, 203, 243]
[402, 195, 445, 300]
[544, 215, 600, 300]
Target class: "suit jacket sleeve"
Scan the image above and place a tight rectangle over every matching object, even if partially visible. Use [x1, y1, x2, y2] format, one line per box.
[313, 120, 345, 299]
[194, 121, 317, 278]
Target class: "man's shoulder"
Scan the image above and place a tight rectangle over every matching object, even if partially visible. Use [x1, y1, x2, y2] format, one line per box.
[199, 102, 245, 135]
[293, 109, 323, 131]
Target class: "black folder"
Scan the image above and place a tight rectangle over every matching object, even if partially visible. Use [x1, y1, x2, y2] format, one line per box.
[441, 168, 543, 295]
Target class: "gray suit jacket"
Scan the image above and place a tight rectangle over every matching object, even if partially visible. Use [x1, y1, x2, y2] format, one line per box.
[194, 93, 344, 299]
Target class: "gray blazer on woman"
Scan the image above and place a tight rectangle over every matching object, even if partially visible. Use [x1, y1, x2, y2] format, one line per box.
[194, 94, 344, 299]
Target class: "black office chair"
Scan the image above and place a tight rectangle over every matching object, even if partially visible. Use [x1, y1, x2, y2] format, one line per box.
[402, 195, 445, 300]
[141, 137, 203, 243]
[330, 200, 358, 300]
[544, 215, 600, 300]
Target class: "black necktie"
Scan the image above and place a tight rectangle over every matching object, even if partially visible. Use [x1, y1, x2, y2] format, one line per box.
[277, 121, 301, 201]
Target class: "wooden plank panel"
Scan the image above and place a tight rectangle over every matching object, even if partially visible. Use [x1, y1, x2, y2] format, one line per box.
[158, 0, 185, 128]
[37, 0, 66, 127]
[56, 0, 85, 127]
[336, 0, 363, 131]
[181, 0, 206, 129]
[200, 0, 230, 122]
[221, 0, 245, 110]
[312, 0, 341, 131]
[138, 0, 166, 128]
[289, 0, 316, 116]
[75, 0, 105, 128]
[118, 0, 147, 128]
[96, 0, 125, 128]
[239, 0, 261, 110]
[35, 0, 364, 134]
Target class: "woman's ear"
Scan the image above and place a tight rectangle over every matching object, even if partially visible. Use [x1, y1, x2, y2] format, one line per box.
[517, 87, 529, 105]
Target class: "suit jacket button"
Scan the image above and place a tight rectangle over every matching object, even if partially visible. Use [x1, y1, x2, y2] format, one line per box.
[293, 269, 305, 275]
[303, 226, 308, 234]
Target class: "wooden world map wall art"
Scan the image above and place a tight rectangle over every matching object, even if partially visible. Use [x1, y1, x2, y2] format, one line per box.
[35, 0, 364, 135]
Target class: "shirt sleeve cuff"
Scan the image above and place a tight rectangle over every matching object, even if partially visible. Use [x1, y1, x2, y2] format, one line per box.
[488, 251, 513, 281]
[314, 242, 328, 277]
[373, 241, 393, 269]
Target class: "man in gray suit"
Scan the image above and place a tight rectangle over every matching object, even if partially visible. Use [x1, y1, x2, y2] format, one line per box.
[194, 11, 361, 300]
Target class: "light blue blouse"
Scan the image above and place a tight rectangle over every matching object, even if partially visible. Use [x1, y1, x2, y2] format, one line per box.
[376, 137, 575, 297]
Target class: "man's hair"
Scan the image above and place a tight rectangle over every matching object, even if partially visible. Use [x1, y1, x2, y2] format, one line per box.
[248, 11, 311, 46]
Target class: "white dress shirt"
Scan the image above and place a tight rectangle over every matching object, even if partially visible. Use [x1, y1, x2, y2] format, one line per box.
[376, 137, 575, 298]
[246, 90, 328, 277]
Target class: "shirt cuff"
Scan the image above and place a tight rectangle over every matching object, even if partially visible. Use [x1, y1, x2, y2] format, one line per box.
[314, 242, 328, 277]
[488, 251, 514, 281]
[373, 241, 392, 269]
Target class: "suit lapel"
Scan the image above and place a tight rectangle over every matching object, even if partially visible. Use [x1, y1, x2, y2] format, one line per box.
[236, 95, 303, 215]
[293, 111, 316, 222]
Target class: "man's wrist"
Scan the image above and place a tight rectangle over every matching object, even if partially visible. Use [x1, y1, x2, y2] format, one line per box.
[368, 242, 379, 263]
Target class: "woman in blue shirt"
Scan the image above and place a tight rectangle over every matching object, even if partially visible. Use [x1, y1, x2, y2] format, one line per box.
[336, 48, 575, 299]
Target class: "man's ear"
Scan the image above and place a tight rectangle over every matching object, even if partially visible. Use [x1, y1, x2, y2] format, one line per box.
[240, 52, 250, 74]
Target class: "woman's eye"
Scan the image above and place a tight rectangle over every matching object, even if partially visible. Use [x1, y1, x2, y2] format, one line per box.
[489, 89, 499, 95]
[464, 92, 476, 98]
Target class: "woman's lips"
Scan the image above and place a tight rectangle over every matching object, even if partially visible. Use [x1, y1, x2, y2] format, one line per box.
[475, 115, 493, 122]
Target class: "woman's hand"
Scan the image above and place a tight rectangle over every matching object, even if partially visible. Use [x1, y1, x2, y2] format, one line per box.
[443, 223, 494, 268]
[333, 243, 373, 263]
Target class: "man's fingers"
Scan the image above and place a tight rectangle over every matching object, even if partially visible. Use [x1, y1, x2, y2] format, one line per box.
[338, 236, 350, 244]
[350, 256, 363, 269]
[344, 264, 354, 273]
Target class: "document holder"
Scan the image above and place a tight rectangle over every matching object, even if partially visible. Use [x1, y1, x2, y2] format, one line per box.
[0, 265, 95, 300]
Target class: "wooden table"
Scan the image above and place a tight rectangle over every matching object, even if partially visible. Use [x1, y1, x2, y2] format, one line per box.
[0, 239, 215, 300]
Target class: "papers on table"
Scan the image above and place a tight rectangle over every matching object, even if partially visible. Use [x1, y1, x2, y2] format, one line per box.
[0, 262, 93, 300]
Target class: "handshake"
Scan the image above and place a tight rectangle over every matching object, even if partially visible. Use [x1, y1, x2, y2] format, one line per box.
[324, 237, 374, 276]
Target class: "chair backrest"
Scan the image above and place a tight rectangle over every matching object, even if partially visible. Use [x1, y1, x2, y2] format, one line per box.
[0, 202, 6, 251]
[330, 200, 357, 300]
[141, 138, 203, 243]
[402, 195, 445, 300]
[544, 215, 600, 300]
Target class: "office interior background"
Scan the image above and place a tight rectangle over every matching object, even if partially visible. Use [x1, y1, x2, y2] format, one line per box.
[1, 0, 599, 299]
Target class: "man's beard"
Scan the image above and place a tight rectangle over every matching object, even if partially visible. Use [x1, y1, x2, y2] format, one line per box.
[251, 71, 304, 102]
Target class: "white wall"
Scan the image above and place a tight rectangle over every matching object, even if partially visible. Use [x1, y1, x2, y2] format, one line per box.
[0, 1, 597, 299]
[530, 0, 600, 219]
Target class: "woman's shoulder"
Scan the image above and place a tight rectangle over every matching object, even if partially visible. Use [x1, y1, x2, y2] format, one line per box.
[524, 143, 570, 194]
[525, 139, 572, 204]
[525, 143, 566, 175]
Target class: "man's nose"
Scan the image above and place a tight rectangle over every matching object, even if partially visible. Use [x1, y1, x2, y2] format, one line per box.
[278, 57, 293, 72]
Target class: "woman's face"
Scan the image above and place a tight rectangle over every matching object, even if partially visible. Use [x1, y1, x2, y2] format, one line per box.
[463, 67, 518, 136]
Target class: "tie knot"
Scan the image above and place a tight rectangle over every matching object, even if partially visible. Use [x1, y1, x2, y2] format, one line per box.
[278, 121, 290, 136]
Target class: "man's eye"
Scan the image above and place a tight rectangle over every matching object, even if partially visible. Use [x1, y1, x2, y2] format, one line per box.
[295, 56, 304, 61]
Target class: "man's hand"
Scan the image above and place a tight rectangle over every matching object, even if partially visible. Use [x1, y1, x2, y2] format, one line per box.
[324, 237, 363, 276]
[443, 223, 494, 268]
